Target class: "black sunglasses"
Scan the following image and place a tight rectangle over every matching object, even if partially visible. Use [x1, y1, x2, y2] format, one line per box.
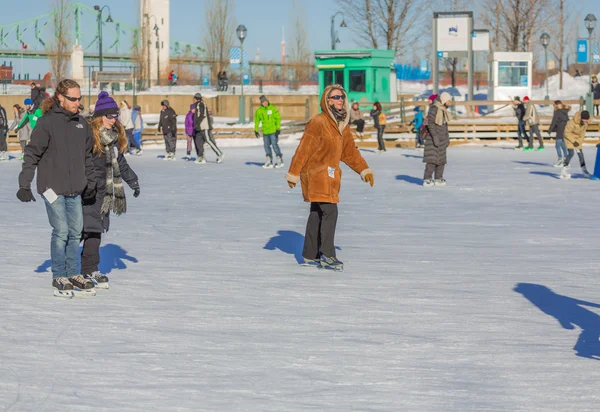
[62, 94, 82, 102]
[329, 95, 345, 100]
[105, 113, 119, 120]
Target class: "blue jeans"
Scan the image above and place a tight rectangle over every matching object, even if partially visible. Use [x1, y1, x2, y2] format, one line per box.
[263, 133, 282, 158]
[517, 121, 531, 147]
[43, 195, 83, 279]
[555, 139, 568, 158]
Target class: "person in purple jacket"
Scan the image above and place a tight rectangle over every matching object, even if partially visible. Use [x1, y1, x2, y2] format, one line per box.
[185, 103, 195, 160]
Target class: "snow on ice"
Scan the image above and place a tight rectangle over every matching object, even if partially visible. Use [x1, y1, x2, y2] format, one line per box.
[1, 142, 600, 411]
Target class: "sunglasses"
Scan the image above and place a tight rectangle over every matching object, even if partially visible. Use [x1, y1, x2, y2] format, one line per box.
[329, 95, 345, 100]
[105, 113, 119, 120]
[62, 94, 82, 102]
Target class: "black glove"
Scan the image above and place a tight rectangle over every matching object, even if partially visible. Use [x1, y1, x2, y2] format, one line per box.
[82, 184, 97, 205]
[16, 188, 35, 202]
[255, 131, 260, 139]
[275, 129, 280, 138]
[133, 187, 140, 198]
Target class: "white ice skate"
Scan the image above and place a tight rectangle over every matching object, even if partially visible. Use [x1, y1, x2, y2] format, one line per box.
[423, 179, 434, 187]
[194, 157, 206, 164]
[434, 179, 447, 186]
[262, 157, 274, 169]
[559, 166, 571, 179]
[216, 153, 225, 164]
[274, 156, 284, 169]
[553, 158, 564, 168]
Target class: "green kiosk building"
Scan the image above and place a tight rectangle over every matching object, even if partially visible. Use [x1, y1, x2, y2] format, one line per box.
[314, 49, 396, 103]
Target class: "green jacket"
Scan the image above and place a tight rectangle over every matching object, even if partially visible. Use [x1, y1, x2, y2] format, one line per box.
[16, 107, 43, 131]
[254, 104, 281, 135]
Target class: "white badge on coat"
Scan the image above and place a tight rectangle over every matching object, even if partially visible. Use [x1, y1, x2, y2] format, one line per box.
[328, 166, 335, 178]
[267, 110, 272, 115]
[43, 188, 58, 204]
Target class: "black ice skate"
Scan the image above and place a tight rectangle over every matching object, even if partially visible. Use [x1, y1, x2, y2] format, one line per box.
[69, 275, 96, 297]
[84, 271, 110, 289]
[319, 256, 344, 271]
[52, 277, 74, 299]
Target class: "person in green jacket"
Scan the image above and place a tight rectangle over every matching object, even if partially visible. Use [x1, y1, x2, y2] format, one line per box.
[14, 98, 43, 133]
[254, 95, 283, 168]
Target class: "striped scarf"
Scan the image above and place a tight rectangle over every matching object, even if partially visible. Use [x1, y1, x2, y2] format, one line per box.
[100, 127, 126, 216]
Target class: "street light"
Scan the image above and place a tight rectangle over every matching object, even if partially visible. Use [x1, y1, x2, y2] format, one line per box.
[93, 5, 113, 71]
[144, 14, 159, 86]
[585, 13, 597, 113]
[540, 32, 550, 100]
[236, 24, 247, 124]
[330, 12, 347, 50]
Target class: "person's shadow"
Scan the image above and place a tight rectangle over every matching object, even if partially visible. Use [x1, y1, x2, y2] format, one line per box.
[395, 175, 423, 186]
[245, 161, 264, 167]
[35, 244, 138, 275]
[264, 230, 340, 264]
[514, 283, 600, 360]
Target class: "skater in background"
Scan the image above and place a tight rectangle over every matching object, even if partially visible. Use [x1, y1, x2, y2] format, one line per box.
[193, 93, 224, 164]
[548, 100, 570, 167]
[512, 96, 531, 150]
[370, 101, 386, 152]
[205, 106, 224, 163]
[14, 98, 43, 135]
[17, 79, 97, 298]
[561, 110, 591, 179]
[217, 71, 223, 91]
[0, 103, 8, 161]
[120, 101, 140, 155]
[158, 99, 178, 160]
[349, 102, 365, 139]
[81, 91, 140, 289]
[8, 104, 30, 160]
[131, 105, 144, 153]
[30, 82, 44, 110]
[409, 106, 424, 148]
[523, 96, 544, 151]
[222, 71, 228, 91]
[592, 76, 600, 117]
[185, 103, 196, 159]
[254, 95, 283, 168]
[423, 92, 451, 187]
[286, 84, 374, 271]
[168, 70, 178, 86]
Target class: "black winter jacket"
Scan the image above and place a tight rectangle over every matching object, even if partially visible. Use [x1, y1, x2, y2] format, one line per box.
[514, 103, 526, 121]
[19, 104, 96, 196]
[0, 105, 7, 129]
[83, 147, 139, 233]
[370, 108, 381, 128]
[158, 107, 177, 135]
[593, 83, 600, 100]
[549, 108, 569, 140]
[194, 100, 207, 131]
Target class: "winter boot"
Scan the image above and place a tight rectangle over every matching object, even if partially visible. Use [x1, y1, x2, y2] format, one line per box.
[69, 275, 96, 297]
[560, 166, 571, 179]
[553, 158, 564, 168]
[52, 277, 74, 298]
[262, 156, 273, 169]
[582, 166, 591, 178]
[423, 179, 435, 187]
[274, 155, 284, 169]
[319, 256, 344, 271]
[84, 271, 110, 289]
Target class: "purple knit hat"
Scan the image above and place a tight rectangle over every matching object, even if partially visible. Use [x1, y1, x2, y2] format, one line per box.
[190, 103, 195, 110]
[93, 91, 119, 118]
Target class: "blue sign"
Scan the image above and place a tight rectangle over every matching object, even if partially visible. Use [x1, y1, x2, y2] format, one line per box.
[520, 75, 528, 87]
[437, 51, 443, 59]
[243, 74, 249, 85]
[203, 77, 209, 86]
[420, 59, 429, 72]
[578, 39, 589, 63]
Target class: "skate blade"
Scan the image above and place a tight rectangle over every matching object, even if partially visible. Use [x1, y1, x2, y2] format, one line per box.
[300, 262, 321, 268]
[318, 265, 344, 272]
[262, 165, 274, 169]
[53, 288, 74, 299]
[274, 164, 284, 169]
[93, 282, 110, 290]
[73, 287, 97, 297]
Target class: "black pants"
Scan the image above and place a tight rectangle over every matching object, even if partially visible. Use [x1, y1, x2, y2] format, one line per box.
[351, 119, 365, 133]
[127, 128, 140, 150]
[529, 124, 544, 147]
[303, 202, 338, 260]
[595, 104, 599, 116]
[193, 130, 206, 157]
[424, 163, 445, 180]
[20, 141, 27, 152]
[81, 231, 102, 275]
[163, 132, 177, 154]
[0, 128, 7, 151]
[564, 149, 586, 168]
[376, 126, 386, 151]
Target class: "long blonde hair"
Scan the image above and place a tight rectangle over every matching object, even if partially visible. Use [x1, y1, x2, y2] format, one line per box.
[89, 117, 128, 155]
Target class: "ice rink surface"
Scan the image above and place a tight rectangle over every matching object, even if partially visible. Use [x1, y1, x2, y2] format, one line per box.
[1, 144, 599, 411]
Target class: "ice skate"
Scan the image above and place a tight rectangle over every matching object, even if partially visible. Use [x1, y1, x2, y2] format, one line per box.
[274, 155, 284, 169]
[135, 149, 143, 155]
[216, 152, 225, 164]
[423, 179, 434, 187]
[168, 153, 177, 161]
[262, 156, 274, 169]
[434, 178, 447, 186]
[536, 146, 545, 151]
[319, 256, 344, 271]
[84, 271, 109, 289]
[559, 166, 571, 179]
[194, 156, 206, 164]
[582, 167, 591, 178]
[301, 258, 321, 268]
[163, 153, 171, 161]
[52, 277, 74, 299]
[524, 147, 534, 152]
[553, 158, 564, 168]
[69, 275, 96, 297]
[514, 146, 524, 151]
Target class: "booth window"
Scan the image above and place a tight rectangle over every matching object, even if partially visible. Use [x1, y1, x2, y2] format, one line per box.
[497, 62, 528, 87]
[324, 70, 344, 87]
[349, 70, 366, 92]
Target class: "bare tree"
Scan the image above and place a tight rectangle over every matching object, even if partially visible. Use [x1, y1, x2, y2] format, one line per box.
[48, 0, 71, 85]
[548, 0, 579, 89]
[203, 0, 235, 82]
[335, 0, 423, 58]
[289, 1, 314, 88]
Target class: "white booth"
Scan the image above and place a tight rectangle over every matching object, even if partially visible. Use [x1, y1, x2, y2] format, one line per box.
[488, 52, 533, 107]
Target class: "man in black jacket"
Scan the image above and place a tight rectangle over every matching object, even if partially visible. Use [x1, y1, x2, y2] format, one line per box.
[30, 82, 45, 110]
[17, 79, 97, 298]
[158, 99, 178, 160]
[193, 93, 223, 164]
[512, 96, 531, 150]
[0, 103, 7, 161]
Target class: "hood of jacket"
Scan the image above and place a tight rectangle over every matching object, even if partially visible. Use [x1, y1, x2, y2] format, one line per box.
[320, 84, 350, 135]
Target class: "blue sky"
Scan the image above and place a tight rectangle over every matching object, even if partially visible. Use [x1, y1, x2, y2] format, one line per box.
[1, 0, 600, 75]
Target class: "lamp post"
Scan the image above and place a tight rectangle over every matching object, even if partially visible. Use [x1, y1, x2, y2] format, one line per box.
[93, 5, 113, 72]
[236, 24, 247, 124]
[330, 12, 347, 50]
[585, 13, 597, 113]
[144, 14, 159, 87]
[540, 32, 550, 100]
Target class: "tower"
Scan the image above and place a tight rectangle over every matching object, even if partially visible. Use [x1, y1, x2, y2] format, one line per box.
[141, 0, 170, 85]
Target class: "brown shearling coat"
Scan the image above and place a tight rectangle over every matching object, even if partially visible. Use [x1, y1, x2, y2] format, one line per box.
[564, 111, 588, 149]
[286, 85, 372, 204]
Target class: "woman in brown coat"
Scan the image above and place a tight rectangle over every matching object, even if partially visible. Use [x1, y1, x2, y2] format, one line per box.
[286, 84, 374, 271]
[561, 110, 591, 179]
